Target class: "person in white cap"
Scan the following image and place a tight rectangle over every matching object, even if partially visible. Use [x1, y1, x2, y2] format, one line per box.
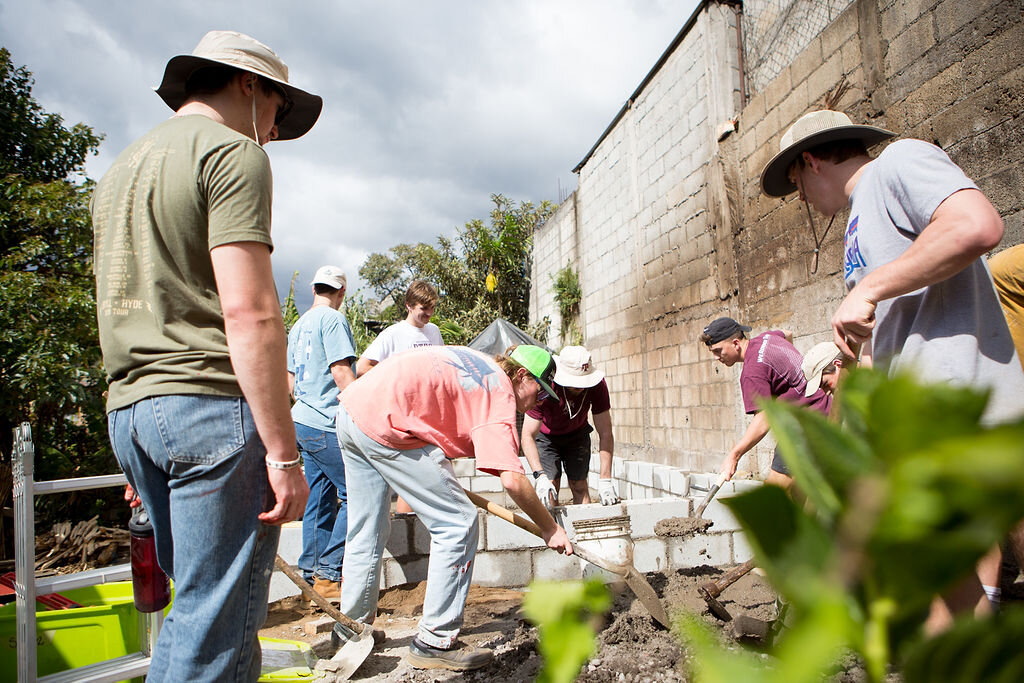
[91, 31, 321, 680]
[521, 346, 620, 506]
[286, 266, 357, 604]
[760, 110, 1024, 629]
[800, 341, 843, 398]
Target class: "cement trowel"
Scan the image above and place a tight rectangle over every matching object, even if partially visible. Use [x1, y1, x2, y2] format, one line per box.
[464, 489, 670, 628]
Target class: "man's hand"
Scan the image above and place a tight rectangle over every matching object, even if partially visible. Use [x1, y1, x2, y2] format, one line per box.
[541, 523, 574, 555]
[719, 454, 740, 482]
[259, 465, 309, 525]
[832, 287, 877, 358]
[534, 472, 557, 509]
[598, 478, 620, 505]
[124, 484, 141, 508]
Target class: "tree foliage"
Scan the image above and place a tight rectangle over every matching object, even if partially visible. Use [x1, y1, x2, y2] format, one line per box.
[358, 194, 555, 345]
[0, 47, 114, 518]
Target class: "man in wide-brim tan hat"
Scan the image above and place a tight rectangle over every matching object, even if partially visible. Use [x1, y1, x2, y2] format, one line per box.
[521, 345, 620, 506]
[91, 31, 320, 680]
[760, 109, 1024, 629]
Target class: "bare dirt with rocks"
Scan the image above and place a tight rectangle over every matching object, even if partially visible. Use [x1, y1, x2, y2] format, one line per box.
[259, 563, 782, 682]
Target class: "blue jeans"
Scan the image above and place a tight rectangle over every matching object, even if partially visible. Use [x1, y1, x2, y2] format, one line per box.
[295, 423, 346, 582]
[108, 395, 279, 683]
[335, 405, 478, 649]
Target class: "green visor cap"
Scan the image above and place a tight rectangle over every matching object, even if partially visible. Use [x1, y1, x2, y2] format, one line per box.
[510, 345, 559, 402]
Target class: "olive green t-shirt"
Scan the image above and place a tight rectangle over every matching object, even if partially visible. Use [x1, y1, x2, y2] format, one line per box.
[91, 115, 274, 411]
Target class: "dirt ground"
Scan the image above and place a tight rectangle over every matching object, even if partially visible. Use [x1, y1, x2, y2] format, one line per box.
[259, 564, 782, 682]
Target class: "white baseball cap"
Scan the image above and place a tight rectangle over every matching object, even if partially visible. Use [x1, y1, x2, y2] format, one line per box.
[311, 265, 346, 290]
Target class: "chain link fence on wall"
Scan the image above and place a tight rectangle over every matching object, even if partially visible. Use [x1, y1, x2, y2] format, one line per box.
[741, 0, 856, 96]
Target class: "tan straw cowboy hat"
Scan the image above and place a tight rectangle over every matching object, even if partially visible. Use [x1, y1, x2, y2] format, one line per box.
[155, 30, 322, 141]
[760, 110, 894, 197]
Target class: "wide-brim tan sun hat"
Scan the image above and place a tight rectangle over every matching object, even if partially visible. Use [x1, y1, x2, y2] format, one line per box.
[553, 346, 605, 389]
[155, 30, 322, 141]
[760, 110, 895, 197]
[801, 341, 842, 397]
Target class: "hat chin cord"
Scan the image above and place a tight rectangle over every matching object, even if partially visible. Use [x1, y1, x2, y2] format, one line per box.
[802, 195, 835, 274]
[250, 86, 261, 145]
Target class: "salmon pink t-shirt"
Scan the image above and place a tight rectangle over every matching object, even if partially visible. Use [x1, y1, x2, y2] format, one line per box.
[340, 346, 524, 476]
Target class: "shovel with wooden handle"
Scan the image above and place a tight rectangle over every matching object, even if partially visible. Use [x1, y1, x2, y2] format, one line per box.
[694, 473, 728, 519]
[274, 555, 375, 680]
[463, 489, 670, 628]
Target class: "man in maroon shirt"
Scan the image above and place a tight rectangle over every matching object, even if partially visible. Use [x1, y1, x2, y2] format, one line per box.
[700, 317, 831, 488]
[521, 346, 619, 506]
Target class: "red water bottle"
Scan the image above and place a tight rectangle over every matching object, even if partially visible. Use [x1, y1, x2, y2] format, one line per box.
[130, 505, 171, 612]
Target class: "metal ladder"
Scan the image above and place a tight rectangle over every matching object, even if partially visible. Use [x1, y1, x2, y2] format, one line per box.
[12, 422, 162, 682]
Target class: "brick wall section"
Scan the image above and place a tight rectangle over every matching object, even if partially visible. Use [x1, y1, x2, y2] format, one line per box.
[530, 0, 1024, 476]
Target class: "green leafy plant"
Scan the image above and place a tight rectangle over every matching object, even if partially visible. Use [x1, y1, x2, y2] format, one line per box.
[551, 264, 582, 344]
[679, 368, 1024, 682]
[523, 578, 611, 683]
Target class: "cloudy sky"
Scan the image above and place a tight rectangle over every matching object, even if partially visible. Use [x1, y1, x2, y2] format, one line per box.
[2, 0, 700, 308]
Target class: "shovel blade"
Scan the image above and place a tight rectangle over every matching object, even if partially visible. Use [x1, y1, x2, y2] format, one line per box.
[329, 629, 374, 680]
[623, 565, 671, 628]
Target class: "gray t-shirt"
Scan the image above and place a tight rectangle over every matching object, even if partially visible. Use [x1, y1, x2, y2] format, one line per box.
[844, 139, 1024, 423]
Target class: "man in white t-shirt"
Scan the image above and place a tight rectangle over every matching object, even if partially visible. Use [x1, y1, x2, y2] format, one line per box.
[356, 280, 443, 375]
[356, 280, 444, 514]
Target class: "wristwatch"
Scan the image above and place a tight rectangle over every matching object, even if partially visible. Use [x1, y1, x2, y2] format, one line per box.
[532, 470, 543, 479]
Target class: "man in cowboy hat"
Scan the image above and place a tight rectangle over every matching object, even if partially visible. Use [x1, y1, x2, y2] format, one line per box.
[760, 109, 1024, 425]
[521, 345, 620, 506]
[91, 31, 321, 681]
[760, 111, 1024, 627]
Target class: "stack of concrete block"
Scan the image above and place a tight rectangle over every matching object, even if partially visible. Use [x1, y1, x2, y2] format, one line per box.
[270, 456, 761, 600]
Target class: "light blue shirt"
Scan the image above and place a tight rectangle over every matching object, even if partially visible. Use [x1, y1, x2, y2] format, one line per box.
[287, 306, 357, 431]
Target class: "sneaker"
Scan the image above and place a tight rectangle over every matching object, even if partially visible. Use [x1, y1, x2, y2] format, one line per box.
[312, 577, 342, 604]
[406, 638, 493, 671]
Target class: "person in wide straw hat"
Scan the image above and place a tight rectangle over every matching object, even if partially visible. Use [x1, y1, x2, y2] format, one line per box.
[521, 345, 621, 506]
[761, 109, 1024, 628]
[91, 31, 320, 680]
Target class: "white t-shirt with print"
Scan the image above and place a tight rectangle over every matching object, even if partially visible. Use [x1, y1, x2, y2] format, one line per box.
[362, 320, 444, 363]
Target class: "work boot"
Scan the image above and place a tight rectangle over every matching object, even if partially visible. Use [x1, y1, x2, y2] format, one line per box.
[406, 638, 493, 671]
[312, 576, 342, 604]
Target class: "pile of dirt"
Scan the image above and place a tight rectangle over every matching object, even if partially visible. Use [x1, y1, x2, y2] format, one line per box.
[262, 564, 781, 681]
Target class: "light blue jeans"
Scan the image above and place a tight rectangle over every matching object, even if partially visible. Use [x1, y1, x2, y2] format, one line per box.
[335, 405, 478, 649]
[295, 423, 346, 583]
[108, 395, 279, 683]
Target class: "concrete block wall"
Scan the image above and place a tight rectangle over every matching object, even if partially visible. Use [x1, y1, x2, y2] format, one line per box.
[529, 0, 1024, 484]
[272, 457, 757, 599]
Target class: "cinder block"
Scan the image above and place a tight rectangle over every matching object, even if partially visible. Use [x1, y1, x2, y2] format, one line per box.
[669, 469, 690, 496]
[732, 531, 756, 563]
[667, 532, 732, 569]
[486, 514, 545, 550]
[277, 522, 303, 565]
[304, 617, 335, 635]
[624, 497, 691, 537]
[384, 556, 429, 588]
[384, 515, 412, 558]
[633, 537, 668, 573]
[729, 479, 762, 495]
[699, 498, 742, 532]
[532, 547, 583, 581]
[470, 475, 504, 493]
[563, 502, 625, 533]
[612, 458, 626, 480]
[689, 472, 714, 490]
[625, 460, 640, 482]
[452, 458, 476, 477]
[652, 465, 673, 494]
[411, 517, 430, 555]
[472, 550, 533, 588]
[635, 462, 655, 487]
[457, 476, 472, 488]
[268, 573, 299, 602]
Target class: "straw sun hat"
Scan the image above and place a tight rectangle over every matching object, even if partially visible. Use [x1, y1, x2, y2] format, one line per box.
[760, 110, 895, 197]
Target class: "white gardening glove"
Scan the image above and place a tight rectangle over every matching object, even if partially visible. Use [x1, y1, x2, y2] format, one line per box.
[598, 478, 620, 505]
[533, 473, 557, 509]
